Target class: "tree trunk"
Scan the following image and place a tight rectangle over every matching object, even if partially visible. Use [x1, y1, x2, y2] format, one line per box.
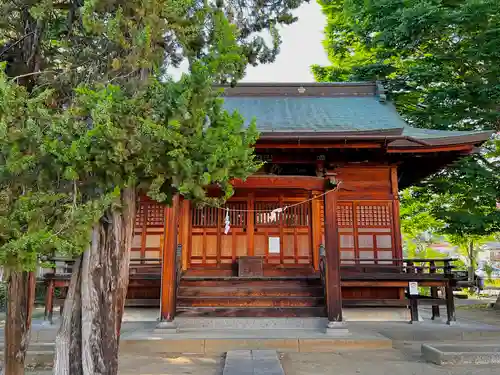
[53, 187, 136, 375]
[53, 256, 83, 375]
[4, 271, 36, 375]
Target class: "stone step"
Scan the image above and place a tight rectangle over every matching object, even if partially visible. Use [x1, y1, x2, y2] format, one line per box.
[223, 350, 285, 375]
[175, 317, 328, 330]
[422, 343, 500, 365]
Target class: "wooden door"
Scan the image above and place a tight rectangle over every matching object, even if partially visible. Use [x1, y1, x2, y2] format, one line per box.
[189, 199, 248, 266]
[254, 196, 312, 265]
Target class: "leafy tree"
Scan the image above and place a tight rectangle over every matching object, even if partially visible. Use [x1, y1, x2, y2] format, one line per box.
[314, 0, 500, 293]
[1, 1, 308, 374]
[400, 189, 444, 259]
[314, 0, 500, 133]
[0, 72, 108, 374]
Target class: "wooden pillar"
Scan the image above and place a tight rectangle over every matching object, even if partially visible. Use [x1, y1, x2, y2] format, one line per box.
[324, 187, 343, 322]
[247, 192, 255, 256]
[390, 166, 402, 258]
[311, 190, 322, 271]
[429, 260, 441, 319]
[160, 194, 180, 322]
[179, 199, 191, 271]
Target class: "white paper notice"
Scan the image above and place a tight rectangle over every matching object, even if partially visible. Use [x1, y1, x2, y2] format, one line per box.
[408, 281, 419, 296]
[268, 237, 281, 254]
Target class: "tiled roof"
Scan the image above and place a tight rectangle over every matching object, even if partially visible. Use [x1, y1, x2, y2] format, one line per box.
[219, 82, 493, 147]
[222, 97, 407, 133]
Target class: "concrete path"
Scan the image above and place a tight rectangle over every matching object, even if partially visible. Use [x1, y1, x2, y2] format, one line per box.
[223, 350, 284, 375]
[281, 349, 499, 375]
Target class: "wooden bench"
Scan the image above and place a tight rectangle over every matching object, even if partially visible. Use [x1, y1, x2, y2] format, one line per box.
[42, 257, 163, 322]
[320, 257, 457, 324]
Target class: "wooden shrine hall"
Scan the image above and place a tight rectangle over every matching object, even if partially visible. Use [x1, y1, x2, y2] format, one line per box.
[44, 82, 492, 326]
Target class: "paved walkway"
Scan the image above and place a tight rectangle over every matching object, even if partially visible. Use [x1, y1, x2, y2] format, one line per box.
[281, 349, 499, 375]
[223, 350, 284, 375]
[11, 301, 500, 374]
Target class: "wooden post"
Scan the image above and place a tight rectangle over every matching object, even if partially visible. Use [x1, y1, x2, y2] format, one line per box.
[45, 279, 55, 324]
[324, 187, 343, 324]
[159, 194, 180, 324]
[444, 260, 456, 325]
[247, 192, 255, 256]
[429, 260, 440, 320]
[179, 199, 190, 271]
[279, 194, 285, 265]
[409, 295, 419, 323]
[390, 166, 402, 259]
[311, 190, 322, 271]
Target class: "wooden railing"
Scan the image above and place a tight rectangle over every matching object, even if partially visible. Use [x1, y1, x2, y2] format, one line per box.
[340, 258, 455, 275]
[317, 256, 457, 324]
[174, 244, 183, 317]
[41, 256, 164, 323]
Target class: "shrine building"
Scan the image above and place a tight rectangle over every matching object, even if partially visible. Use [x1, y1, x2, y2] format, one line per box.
[45, 82, 493, 327]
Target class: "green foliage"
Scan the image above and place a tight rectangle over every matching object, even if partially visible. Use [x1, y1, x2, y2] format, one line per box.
[0, 72, 110, 271]
[315, 0, 500, 255]
[315, 0, 500, 132]
[0, 0, 308, 275]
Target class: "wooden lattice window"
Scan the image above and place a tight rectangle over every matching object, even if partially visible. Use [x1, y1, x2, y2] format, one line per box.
[255, 202, 280, 225]
[191, 206, 219, 227]
[337, 204, 353, 227]
[337, 201, 395, 265]
[356, 204, 391, 227]
[147, 202, 165, 227]
[282, 203, 309, 227]
[224, 202, 247, 227]
[135, 202, 146, 227]
[255, 202, 309, 227]
[132, 199, 164, 263]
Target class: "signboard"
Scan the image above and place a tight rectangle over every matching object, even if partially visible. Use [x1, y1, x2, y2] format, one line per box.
[268, 237, 281, 254]
[408, 282, 419, 296]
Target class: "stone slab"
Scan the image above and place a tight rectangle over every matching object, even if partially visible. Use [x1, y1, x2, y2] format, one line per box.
[176, 317, 327, 330]
[205, 339, 299, 354]
[421, 343, 500, 365]
[224, 350, 253, 375]
[223, 350, 284, 375]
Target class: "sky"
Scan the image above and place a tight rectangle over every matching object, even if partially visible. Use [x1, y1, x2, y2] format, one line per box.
[242, 2, 330, 82]
[169, 2, 330, 83]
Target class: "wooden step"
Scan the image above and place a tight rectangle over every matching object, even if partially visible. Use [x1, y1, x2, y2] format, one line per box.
[178, 296, 325, 308]
[176, 306, 327, 318]
[178, 286, 324, 297]
[180, 278, 322, 288]
[184, 266, 317, 278]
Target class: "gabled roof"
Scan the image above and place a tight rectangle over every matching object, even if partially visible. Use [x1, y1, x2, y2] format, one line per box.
[218, 82, 493, 149]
